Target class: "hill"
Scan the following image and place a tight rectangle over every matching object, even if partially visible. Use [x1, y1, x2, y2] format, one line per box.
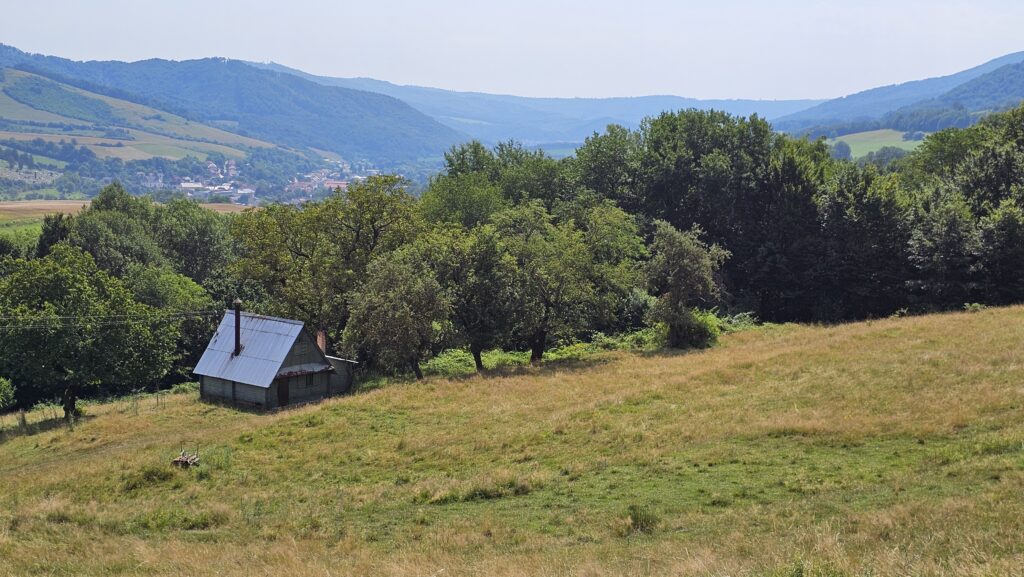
[250, 62, 825, 146]
[0, 44, 464, 167]
[882, 61, 1024, 132]
[0, 68, 273, 161]
[774, 51, 1024, 132]
[2, 306, 1022, 576]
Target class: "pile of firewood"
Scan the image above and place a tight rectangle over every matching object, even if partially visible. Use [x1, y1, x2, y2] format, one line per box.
[171, 448, 200, 468]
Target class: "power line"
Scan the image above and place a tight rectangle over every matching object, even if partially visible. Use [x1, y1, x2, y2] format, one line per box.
[0, 310, 224, 331]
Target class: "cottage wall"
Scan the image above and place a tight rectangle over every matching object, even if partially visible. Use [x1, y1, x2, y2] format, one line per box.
[200, 376, 268, 409]
[266, 372, 331, 409]
[279, 331, 328, 371]
[327, 358, 354, 394]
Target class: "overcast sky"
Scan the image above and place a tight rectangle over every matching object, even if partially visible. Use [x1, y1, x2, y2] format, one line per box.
[2, 0, 1023, 100]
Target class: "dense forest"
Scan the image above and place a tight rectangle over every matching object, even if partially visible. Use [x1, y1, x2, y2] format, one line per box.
[2, 103, 1023, 417]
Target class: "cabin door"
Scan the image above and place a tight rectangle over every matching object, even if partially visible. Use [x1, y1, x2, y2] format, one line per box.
[278, 380, 289, 407]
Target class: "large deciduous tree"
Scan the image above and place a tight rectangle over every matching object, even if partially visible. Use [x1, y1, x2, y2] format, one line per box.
[0, 245, 177, 417]
[493, 202, 597, 362]
[231, 175, 419, 348]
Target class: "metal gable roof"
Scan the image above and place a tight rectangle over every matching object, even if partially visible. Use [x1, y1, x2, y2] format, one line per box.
[193, 311, 312, 388]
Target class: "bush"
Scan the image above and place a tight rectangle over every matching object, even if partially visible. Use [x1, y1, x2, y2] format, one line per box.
[668, 309, 721, 349]
[717, 310, 759, 333]
[422, 349, 477, 377]
[963, 302, 988, 313]
[169, 381, 199, 395]
[0, 377, 14, 412]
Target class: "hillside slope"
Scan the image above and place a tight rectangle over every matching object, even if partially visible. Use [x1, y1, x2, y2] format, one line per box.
[0, 68, 273, 161]
[2, 307, 1023, 576]
[775, 51, 1024, 131]
[251, 62, 825, 145]
[0, 44, 464, 166]
[881, 61, 1024, 131]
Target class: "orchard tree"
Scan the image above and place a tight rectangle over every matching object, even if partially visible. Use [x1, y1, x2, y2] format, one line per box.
[343, 247, 451, 379]
[414, 226, 518, 371]
[493, 202, 597, 362]
[645, 221, 729, 349]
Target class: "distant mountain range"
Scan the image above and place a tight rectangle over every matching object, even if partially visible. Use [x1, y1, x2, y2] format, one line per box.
[0, 44, 461, 167]
[775, 51, 1024, 136]
[2, 42, 1024, 175]
[248, 62, 824, 146]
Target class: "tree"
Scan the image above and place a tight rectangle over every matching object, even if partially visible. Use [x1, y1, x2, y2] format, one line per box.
[493, 202, 597, 362]
[413, 226, 517, 371]
[419, 172, 507, 229]
[125, 264, 216, 381]
[907, 189, 983, 309]
[570, 124, 641, 207]
[151, 199, 230, 284]
[343, 247, 451, 379]
[0, 245, 177, 417]
[574, 201, 647, 332]
[443, 140, 497, 179]
[830, 140, 852, 161]
[645, 221, 729, 349]
[978, 199, 1024, 305]
[68, 208, 166, 275]
[493, 141, 570, 208]
[815, 167, 911, 319]
[35, 212, 72, 258]
[231, 175, 420, 346]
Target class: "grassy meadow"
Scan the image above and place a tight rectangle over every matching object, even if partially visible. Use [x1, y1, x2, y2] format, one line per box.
[829, 129, 923, 158]
[1, 306, 1023, 576]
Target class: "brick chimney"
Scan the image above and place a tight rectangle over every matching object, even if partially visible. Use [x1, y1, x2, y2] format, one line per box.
[316, 329, 327, 354]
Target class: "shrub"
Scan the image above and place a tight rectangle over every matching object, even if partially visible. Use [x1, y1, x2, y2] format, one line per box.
[0, 377, 14, 412]
[169, 381, 199, 395]
[963, 302, 988, 313]
[717, 310, 759, 333]
[669, 309, 721, 349]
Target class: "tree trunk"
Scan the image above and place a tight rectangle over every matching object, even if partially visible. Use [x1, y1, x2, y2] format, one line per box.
[62, 385, 78, 422]
[529, 331, 546, 364]
[471, 344, 484, 372]
[411, 359, 424, 380]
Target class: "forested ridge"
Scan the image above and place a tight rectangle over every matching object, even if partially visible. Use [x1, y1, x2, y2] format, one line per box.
[2, 103, 1024, 415]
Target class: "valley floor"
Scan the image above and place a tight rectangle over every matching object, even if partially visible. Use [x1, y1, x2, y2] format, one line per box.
[1, 308, 1023, 576]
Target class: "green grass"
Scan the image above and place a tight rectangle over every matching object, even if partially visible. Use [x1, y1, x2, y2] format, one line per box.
[1, 307, 1023, 576]
[829, 129, 924, 158]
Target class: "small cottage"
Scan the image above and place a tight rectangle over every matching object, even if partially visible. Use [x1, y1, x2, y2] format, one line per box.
[193, 303, 355, 409]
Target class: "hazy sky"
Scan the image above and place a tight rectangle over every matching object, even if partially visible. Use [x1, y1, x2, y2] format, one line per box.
[2, 0, 1023, 100]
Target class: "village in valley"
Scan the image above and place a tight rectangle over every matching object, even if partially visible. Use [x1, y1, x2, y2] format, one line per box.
[168, 157, 383, 206]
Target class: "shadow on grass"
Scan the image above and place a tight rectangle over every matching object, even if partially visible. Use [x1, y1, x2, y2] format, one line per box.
[0, 413, 95, 443]
[355, 353, 625, 393]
